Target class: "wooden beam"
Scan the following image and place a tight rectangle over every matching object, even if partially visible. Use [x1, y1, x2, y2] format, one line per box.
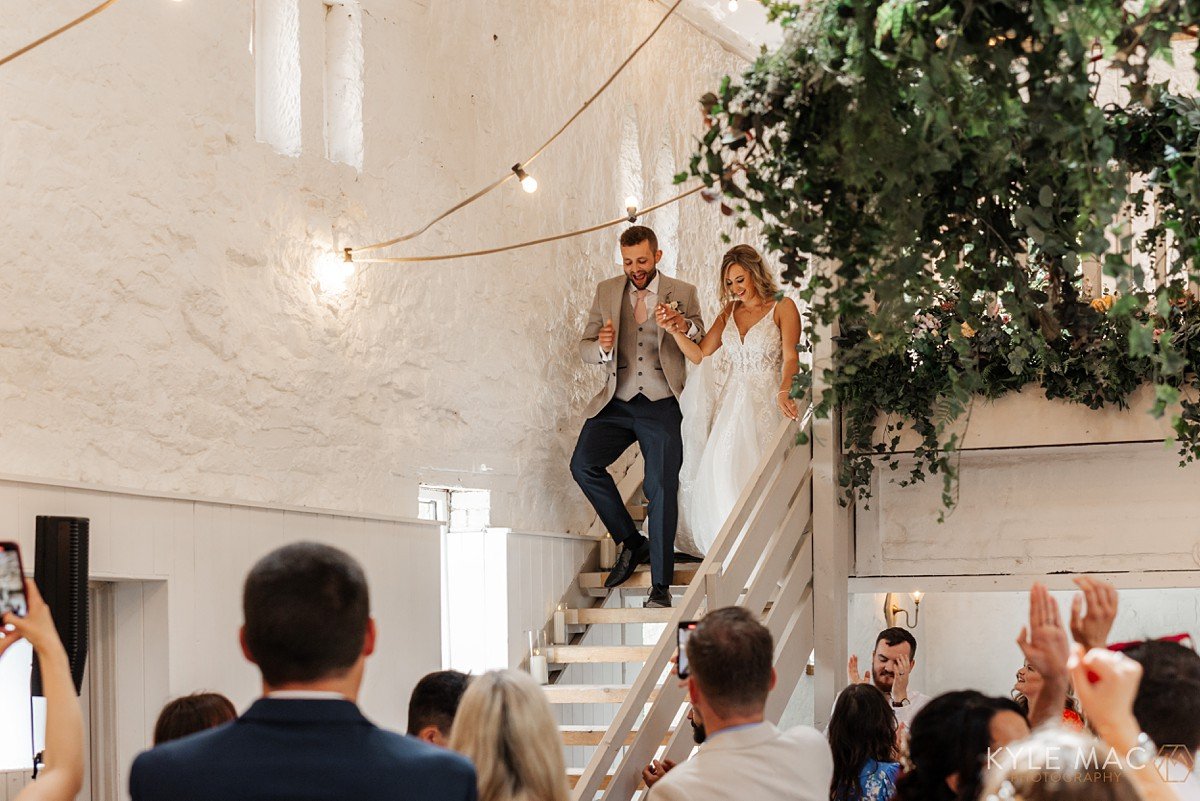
[849, 570, 1200, 593]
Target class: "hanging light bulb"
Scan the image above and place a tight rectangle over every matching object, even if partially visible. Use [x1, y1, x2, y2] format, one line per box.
[314, 249, 355, 296]
[625, 195, 640, 221]
[512, 164, 538, 193]
[728, 0, 739, 11]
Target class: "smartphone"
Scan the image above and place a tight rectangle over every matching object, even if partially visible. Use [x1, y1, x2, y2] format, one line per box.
[0, 542, 28, 618]
[677, 620, 698, 679]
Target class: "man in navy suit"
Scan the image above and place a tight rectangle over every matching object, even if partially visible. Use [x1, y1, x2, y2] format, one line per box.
[129, 542, 477, 801]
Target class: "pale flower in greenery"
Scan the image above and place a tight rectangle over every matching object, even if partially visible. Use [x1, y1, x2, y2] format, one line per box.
[1091, 294, 1115, 313]
[960, 322, 977, 338]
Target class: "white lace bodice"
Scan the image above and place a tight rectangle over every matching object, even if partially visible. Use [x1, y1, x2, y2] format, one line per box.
[721, 304, 783, 377]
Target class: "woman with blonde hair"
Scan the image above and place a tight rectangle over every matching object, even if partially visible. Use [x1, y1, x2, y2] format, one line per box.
[448, 669, 569, 801]
[659, 244, 803, 555]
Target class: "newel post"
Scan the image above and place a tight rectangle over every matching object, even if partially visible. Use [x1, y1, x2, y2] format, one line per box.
[810, 269, 854, 729]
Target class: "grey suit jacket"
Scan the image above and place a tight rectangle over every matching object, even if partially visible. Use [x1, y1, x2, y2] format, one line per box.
[578, 273, 705, 419]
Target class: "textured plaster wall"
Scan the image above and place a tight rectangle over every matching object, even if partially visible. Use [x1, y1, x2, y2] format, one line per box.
[1, 0, 747, 528]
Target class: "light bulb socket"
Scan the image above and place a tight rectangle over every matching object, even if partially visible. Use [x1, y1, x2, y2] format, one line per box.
[342, 248, 354, 263]
[512, 163, 528, 181]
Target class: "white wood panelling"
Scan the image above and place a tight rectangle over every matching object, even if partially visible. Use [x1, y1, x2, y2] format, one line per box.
[504, 532, 595, 670]
[0, 477, 443, 801]
[859, 442, 1200, 578]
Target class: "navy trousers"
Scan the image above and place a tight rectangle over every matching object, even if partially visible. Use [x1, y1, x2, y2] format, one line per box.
[570, 394, 682, 588]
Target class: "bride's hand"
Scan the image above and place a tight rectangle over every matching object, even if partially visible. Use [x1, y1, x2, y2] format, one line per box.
[777, 392, 798, 420]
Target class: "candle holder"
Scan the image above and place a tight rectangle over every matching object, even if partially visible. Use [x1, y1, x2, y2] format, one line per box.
[526, 629, 549, 685]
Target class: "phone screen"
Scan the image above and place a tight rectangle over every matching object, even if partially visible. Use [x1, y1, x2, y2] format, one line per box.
[0, 543, 27, 618]
[677, 621, 698, 679]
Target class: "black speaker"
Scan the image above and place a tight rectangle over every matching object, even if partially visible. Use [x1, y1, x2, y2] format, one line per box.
[31, 516, 89, 697]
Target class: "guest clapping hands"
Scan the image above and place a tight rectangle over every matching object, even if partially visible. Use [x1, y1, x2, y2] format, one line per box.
[1016, 583, 1072, 727]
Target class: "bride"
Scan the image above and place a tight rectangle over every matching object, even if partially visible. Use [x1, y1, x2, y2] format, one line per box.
[656, 245, 802, 556]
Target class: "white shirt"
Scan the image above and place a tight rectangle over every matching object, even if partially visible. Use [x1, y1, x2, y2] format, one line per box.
[887, 688, 931, 728]
[599, 274, 697, 361]
[648, 722, 832, 801]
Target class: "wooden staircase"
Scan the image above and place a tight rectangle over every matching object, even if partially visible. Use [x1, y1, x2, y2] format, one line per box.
[542, 410, 816, 796]
[536, 408, 821, 801]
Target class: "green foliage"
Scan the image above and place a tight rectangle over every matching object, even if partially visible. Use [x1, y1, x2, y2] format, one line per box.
[693, 0, 1200, 507]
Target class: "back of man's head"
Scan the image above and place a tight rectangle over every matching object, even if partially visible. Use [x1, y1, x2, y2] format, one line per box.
[408, 670, 471, 743]
[1124, 640, 1200, 753]
[242, 542, 370, 686]
[686, 606, 773, 717]
[875, 627, 918, 659]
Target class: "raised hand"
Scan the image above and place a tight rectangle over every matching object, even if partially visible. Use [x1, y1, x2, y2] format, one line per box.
[0, 579, 64, 660]
[1018, 583, 1071, 726]
[1017, 583, 1070, 680]
[599, 319, 616, 352]
[1070, 576, 1118, 651]
[847, 655, 871, 685]
[1069, 645, 1141, 735]
[891, 653, 912, 702]
[655, 304, 685, 334]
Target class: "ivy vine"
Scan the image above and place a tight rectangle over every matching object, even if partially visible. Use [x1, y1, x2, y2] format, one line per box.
[687, 0, 1200, 508]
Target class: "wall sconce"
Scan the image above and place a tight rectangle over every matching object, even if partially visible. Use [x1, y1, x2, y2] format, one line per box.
[884, 591, 923, 629]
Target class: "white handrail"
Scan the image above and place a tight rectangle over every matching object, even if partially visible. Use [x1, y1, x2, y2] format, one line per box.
[572, 405, 817, 800]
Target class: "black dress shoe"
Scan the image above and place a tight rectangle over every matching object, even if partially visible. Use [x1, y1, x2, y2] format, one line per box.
[645, 584, 672, 608]
[604, 539, 649, 588]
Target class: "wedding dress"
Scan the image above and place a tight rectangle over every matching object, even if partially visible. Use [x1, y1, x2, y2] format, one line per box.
[676, 303, 783, 556]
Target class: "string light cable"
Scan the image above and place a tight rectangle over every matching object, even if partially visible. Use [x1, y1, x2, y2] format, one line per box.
[347, 184, 704, 264]
[0, 0, 123, 69]
[348, 0, 686, 258]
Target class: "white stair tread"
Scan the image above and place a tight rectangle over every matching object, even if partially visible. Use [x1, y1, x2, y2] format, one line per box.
[546, 644, 654, 663]
[580, 564, 699, 589]
[542, 683, 662, 704]
[559, 725, 674, 746]
[566, 607, 676, 625]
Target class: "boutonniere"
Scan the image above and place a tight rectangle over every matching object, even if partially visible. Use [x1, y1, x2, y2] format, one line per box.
[665, 300, 682, 314]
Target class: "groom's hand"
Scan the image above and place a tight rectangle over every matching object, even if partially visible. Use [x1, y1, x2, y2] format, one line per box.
[656, 305, 684, 333]
[599, 319, 615, 352]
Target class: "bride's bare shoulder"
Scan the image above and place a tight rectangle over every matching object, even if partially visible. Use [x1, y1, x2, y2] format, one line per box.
[774, 296, 800, 321]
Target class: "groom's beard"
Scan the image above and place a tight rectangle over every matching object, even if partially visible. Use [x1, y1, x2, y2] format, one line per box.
[627, 266, 657, 290]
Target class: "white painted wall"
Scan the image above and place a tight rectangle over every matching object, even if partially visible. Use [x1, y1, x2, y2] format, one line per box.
[0, 476, 442, 800]
[1, 0, 748, 535]
[857, 442, 1200, 578]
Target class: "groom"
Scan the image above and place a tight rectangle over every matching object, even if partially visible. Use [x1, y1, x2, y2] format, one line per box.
[571, 226, 704, 608]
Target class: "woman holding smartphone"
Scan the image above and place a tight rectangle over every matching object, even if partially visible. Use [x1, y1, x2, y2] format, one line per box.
[0, 577, 85, 801]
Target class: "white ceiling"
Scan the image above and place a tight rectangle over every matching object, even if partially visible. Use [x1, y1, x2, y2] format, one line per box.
[654, 0, 786, 61]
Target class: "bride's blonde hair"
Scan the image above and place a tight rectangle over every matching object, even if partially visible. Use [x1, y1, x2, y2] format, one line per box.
[719, 245, 779, 306]
[448, 670, 569, 801]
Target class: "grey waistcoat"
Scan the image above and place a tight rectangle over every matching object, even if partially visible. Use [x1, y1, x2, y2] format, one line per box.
[615, 292, 672, 402]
